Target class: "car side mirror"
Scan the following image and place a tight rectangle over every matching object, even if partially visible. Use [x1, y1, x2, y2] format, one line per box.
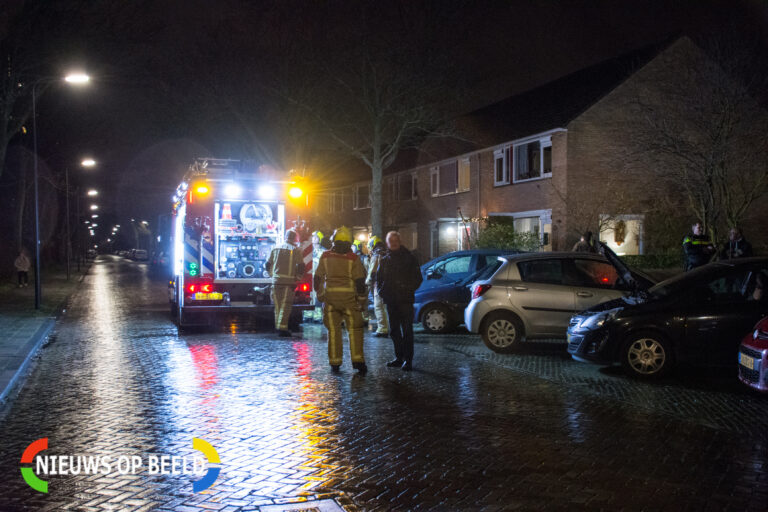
[426, 269, 441, 280]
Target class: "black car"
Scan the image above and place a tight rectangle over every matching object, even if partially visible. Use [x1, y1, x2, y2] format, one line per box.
[568, 257, 768, 379]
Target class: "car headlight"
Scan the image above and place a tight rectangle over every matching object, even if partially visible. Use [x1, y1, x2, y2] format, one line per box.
[579, 308, 622, 330]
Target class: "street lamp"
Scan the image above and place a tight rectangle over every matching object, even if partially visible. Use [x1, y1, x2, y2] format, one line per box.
[87, 189, 98, 196]
[31, 72, 90, 309]
[66, 164, 97, 280]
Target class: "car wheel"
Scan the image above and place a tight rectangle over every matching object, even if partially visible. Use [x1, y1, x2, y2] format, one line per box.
[422, 304, 453, 334]
[621, 332, 673, 379]
[481, 311, 524, 353]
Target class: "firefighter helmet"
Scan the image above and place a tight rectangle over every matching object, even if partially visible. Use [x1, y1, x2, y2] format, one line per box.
[312, 230, 324, 241]
[368, 235, 382, 250]
[331, 226, 352, 243]
[285, 229, 299, 244]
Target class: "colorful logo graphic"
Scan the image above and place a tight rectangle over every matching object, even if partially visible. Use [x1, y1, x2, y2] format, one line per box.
[192, 437, 220, 492]
[20, 438, 49, 493]
[20, 437, 220, 493]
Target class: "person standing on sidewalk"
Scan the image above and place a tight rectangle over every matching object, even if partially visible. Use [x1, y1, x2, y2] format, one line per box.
[14, 248, 30, 288]
[683, 222, 715, 271]
[265, 229, 304, 337]
[720, 227, 753, 260]
[314, 227, 368, 374]
[365, 236, 389, 337]
[376, 231, 422, 371]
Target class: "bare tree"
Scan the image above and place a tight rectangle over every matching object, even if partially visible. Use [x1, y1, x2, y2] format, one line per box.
[267, 2, 470, 237]
[630, 35, 768, 244]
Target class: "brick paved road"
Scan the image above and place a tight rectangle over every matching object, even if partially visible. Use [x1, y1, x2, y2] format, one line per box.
[0, 255, 767, 511]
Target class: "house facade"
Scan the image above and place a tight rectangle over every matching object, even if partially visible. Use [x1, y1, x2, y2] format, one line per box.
[311, 37, 766, 262]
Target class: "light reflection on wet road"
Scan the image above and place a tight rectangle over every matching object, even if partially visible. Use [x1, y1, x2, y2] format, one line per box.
[0, 255, 766, 511]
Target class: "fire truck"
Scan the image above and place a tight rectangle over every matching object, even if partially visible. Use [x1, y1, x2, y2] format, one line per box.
[168, 158, 314, 328]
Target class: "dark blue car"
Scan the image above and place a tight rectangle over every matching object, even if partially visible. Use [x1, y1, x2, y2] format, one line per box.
[415, 249, 520, 333]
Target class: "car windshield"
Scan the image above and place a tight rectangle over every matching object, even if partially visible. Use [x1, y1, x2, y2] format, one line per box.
[647, 264, 725, 299]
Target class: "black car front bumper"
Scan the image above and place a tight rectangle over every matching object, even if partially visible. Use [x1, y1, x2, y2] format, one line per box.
[567, 324, 614, 364]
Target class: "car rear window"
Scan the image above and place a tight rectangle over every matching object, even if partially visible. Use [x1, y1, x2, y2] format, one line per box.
[517, 259, 563, 285]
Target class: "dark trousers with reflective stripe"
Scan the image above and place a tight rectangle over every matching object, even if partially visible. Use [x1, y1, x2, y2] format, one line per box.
[271, 285, 295, 330]
[386, 302, 414, 362]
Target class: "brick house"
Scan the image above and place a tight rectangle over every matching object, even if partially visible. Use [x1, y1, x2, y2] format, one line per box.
[313, 37, 765, 262]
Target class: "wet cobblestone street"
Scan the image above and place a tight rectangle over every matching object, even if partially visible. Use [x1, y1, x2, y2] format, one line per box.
[1, 255, 767, 511]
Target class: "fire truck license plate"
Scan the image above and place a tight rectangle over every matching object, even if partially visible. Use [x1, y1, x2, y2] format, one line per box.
[194, 292, 223, 301]
[739, 353, 754, 370]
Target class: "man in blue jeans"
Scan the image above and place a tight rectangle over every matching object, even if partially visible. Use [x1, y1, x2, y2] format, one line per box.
[376, 231, 423, 371]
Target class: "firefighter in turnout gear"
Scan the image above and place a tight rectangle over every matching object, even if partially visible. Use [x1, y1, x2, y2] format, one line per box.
[309, 231, 329, 322]
[366, 235, 389, 337]
[314, 226, 368, 373]
[266, 229, 304, 336]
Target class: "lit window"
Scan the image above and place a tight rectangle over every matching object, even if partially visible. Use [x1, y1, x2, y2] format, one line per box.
[458, 158, 470, 192]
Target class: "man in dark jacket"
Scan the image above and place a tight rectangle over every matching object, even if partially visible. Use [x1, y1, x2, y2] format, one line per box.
[683, 222, 715, 271]
[720, 227, 753, 260]
[376, 231, 423, 371]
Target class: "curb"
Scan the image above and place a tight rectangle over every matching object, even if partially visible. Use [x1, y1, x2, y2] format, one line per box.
[0, 261, 92, 409]
[0, 318, 55, 406]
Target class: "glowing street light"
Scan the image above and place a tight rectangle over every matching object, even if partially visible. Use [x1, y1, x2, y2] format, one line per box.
[90, 205, 98, 210]
[65, 73, 90, 84]
[87, 189, 98, 196]
[91, 214, 98, 218]
[81, 158, 96, 167]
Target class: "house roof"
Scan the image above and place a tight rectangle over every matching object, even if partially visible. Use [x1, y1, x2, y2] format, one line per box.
[326, 38, 676, 183]
[456, 39, 672, 149]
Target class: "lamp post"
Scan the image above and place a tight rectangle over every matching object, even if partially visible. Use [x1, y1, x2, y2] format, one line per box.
[31, 73, 89, 309]
[66, 159, 96, 280]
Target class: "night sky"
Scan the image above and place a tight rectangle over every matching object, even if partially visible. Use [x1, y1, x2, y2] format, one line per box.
[5, 0, 768, 243]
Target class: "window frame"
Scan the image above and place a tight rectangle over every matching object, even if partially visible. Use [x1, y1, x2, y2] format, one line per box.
[493, 148, 509, 186]
[513, 136, 552, 184]
[353, 183, 371, 210]
[430, 166, 440, 197]
[457, 157, 471, 193]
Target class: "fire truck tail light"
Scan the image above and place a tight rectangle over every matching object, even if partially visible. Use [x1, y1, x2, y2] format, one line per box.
[296, 283, 311, 293]
[187, 284, 196, 293]
[201, 284, 213, 293]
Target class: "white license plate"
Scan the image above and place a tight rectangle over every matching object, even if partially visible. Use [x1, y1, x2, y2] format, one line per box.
[739, 353, 755, 370]
[194, 292, 223, 301]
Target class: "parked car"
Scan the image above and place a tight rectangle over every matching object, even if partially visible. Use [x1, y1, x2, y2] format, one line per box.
[133, 249, 148, 261]
[415, 249, 522, 333]
[568, 257, 768, 379]
[465, 247, 655, 352]
[738, 316, 768, 393]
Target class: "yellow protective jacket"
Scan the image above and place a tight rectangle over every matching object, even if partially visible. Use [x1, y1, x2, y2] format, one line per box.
[313, 250, 367, 307]
[265, 243, 304, 286]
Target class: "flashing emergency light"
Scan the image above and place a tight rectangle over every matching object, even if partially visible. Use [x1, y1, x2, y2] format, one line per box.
[195, 185, 209, 194]
[258, 185, 276, 199]
[288, 186, 304, 199]
[224, 184, 242, 198]
[181, 182, 188, 190]
[296, 283, 311, 293]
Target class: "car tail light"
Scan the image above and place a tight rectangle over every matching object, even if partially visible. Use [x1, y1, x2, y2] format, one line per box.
[296, 283, 311, 293]
[472, 284, 492, 299]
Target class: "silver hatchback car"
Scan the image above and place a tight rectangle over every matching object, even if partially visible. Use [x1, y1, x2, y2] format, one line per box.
[465, 252, 653, 353]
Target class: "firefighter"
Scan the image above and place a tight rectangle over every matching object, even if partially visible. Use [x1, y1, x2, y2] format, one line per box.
[365, 235, 389, 337]
[314, 226, 368, 373]
[265, 229, 304, 336]
[310, 231, 329, 322]
[683, 222, 715, 271]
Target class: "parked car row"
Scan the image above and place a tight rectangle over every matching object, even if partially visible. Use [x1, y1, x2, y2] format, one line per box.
[420, 244, 768, 392]
[119, 249, 148, 260]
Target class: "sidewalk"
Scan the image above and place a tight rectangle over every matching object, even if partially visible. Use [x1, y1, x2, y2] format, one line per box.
[0, 263, 90, 407]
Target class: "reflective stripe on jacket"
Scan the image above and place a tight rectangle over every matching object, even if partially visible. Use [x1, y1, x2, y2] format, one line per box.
[314, 250, 366, 306]
[266, 243, 304, 285]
